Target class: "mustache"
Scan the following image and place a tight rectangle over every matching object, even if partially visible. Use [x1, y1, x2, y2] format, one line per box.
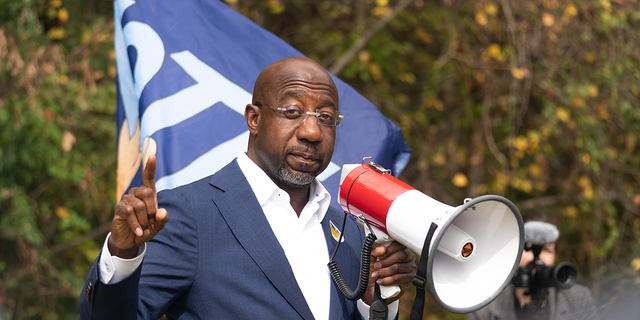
[286, 145, 323, 160]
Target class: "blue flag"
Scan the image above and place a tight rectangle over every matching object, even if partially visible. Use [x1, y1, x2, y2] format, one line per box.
[114, 0, 411, 208]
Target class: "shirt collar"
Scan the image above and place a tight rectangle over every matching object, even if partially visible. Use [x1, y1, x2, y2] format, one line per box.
[236, 152, 331, 222]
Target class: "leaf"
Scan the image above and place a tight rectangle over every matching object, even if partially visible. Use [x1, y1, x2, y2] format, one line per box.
[556, 108, 570, 122]
[565, 4, 578, 17]
[55, 206, 70, 220]
[511, 67, 528, 79]
[542, 12, 555, 26]
[452, 173, 468, 188]
[61, 130, 76, 151]
[475, 12, 488, 26]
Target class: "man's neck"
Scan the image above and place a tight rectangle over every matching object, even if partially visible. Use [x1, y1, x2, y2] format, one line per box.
[278, 183, 310, 217]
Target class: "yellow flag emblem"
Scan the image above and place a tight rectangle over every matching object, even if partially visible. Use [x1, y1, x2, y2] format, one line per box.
[330, 220, 344, 243]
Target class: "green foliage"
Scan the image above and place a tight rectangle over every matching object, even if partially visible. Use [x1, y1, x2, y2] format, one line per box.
[2, 0, 639, 318]
[237, 0, 640, 317]
[0, 0, 115, 318]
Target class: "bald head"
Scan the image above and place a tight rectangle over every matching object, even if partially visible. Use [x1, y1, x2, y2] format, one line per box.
[252, 57, 339, 108]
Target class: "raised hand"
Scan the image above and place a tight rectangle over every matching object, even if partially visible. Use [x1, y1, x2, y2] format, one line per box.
[108, 155, 169, 258]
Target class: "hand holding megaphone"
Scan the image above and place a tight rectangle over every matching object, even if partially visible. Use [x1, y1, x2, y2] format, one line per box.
[368, 229, 402, 299]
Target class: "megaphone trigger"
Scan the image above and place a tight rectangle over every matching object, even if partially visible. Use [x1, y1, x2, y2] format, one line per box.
[367, 228, 402, 299]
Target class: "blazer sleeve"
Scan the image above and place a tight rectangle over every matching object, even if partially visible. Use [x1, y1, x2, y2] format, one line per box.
[78, 188, 199, 319]
[79, 255, 143, 320]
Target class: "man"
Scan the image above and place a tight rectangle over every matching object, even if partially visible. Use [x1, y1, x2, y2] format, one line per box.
[466, 219, 598, 320]
[79, 57, 416, 319]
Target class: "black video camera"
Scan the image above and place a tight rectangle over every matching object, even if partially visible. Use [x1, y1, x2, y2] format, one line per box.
[512, 244, 577, 289]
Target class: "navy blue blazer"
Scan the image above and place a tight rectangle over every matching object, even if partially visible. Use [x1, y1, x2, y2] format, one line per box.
[79, 160, 367, 319]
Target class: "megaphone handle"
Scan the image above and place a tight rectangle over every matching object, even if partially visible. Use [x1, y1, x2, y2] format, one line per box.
[375, 238, 401, 299]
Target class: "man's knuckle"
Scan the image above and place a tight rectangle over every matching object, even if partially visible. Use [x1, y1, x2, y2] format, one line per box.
[121, 205, 134, 216]
[133, 202, 146, 213]
[141, 187, 154, 198]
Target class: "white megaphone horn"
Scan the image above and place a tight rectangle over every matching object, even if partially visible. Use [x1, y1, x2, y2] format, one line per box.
[338, 157, 524, 314]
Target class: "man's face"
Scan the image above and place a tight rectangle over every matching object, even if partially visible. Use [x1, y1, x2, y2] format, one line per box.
[250, 58, 339, 189]
[519, 243, 556, 267]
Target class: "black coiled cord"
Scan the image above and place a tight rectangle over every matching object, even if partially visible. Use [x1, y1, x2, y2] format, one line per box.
[327, 210, 377, 301]
[327, 232, 377, 301]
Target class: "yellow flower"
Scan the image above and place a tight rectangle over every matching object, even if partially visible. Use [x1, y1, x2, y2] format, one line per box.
[542, 12, 555, 26]
[572, 97, 586, 108]
[399, 72, 416, 84]
[57, 8, 69, 22]
[511, 68, 527, 80]
[565, 4, 578, 16]
[452, 173, 468, 188]
[528, 163, 542, 178]
[476, 12, 488, 26]
[108, 65, 117, 78]
[358, 51, 369, 62]
[432, 153, 446, 166]
[514, 136, 528, 151]
[414, 28, 433, 44]
[556, 108, 570, 122]
[488, 44, 501, 58]
[584, 187, 594, 199]
[59, 74, 69, 85]
[484, 3, 498, 15]
[47, 27, 65, 40]
[564, 206, 578, 218]
[56, 206, 70, 220]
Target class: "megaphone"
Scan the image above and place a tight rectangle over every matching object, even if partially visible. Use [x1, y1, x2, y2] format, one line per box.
[338, 158, 524, 313]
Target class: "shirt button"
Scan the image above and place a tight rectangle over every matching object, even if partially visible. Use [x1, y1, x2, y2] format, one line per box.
[104, 263, 111, 272]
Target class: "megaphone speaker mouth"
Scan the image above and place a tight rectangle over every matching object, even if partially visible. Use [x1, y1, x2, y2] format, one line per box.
[425, 195, 524, 313]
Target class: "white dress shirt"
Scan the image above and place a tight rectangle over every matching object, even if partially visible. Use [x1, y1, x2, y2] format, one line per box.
[99, 153, 397, 319]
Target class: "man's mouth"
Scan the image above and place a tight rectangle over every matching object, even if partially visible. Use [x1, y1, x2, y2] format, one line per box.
[290, 152, 319, 167]
[287, 147, 322, 169]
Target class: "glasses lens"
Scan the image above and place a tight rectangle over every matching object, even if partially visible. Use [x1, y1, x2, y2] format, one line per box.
[275, 106, 342, 127]
[316, 110, 336, 126]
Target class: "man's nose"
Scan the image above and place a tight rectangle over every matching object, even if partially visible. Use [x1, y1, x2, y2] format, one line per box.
[296, 114, 323, 143]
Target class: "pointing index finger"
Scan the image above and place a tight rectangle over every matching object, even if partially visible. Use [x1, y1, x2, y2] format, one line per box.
[142, 155, 157, 191]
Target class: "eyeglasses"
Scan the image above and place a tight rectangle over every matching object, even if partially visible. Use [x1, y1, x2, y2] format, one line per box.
[272, 105, 343, 127]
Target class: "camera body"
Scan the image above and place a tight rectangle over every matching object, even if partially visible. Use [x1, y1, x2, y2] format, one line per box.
[512, 244, 577, 290]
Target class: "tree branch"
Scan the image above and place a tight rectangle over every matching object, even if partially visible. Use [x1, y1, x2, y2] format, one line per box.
[48, 221, 111, 255]
[328, 0, 414, 75]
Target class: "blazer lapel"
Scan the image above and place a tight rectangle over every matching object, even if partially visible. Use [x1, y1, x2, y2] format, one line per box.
[210, 160, 315, 320]
[322, 214, 356, 320]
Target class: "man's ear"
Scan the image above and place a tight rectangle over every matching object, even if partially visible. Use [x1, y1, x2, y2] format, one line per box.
[245, 104, 261, 135]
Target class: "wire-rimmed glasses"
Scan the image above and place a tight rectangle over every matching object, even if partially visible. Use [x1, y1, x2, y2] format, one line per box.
[272, 104, 343, 127]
